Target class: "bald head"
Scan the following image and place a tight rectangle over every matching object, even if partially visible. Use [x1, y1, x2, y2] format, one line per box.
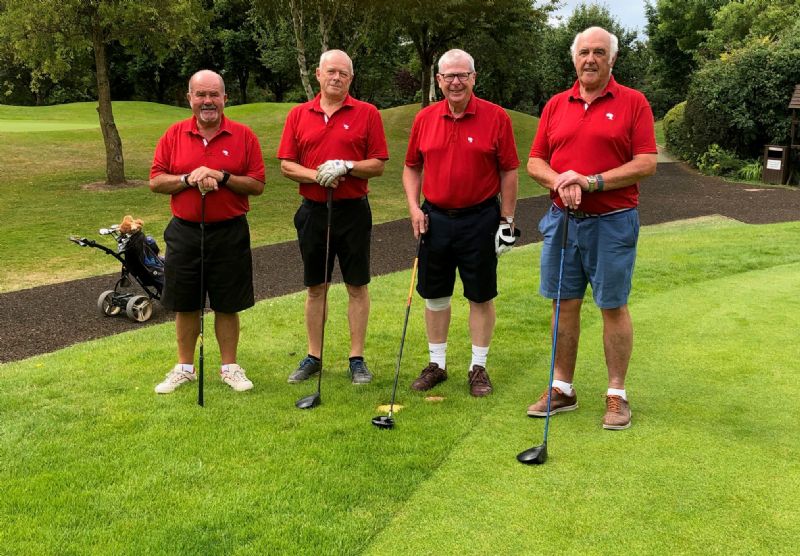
[189, 70, 226, 95]
[571, 27, 618, 64]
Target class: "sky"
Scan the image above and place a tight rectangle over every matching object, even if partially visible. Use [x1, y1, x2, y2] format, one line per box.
[549, 0, 650, 38]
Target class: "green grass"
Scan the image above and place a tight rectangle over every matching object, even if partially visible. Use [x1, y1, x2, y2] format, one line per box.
[0, 101, 541, 293]
[1, 217, 798, 554]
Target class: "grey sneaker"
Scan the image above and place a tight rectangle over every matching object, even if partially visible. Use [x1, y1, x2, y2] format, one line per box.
[349, 359, 373, 385]
[288, 356, 321, 383]
[155, 364, 196, 394]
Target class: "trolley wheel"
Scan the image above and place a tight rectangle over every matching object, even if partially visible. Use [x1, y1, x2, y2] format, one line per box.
[97, 290, 122, 317]
[126, 295, 153, 322]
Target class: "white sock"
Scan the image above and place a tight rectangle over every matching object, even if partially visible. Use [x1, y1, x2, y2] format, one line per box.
[552, 379, 573, 396]
[470, 345, 489, 370]
[221, 364, 237, 373]
[607, 388, 627, 400]
[429, 342, 447, 369]
[179, 363, 195, 374]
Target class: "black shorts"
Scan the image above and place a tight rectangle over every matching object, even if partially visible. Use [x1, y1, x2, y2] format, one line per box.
[161, 215, 255, 313]
[294, 196, 372, 287]
[417, 198, 499, 303]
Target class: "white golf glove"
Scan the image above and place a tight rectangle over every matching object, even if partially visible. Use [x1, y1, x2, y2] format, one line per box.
[495, 222, 520, 256]
[316, 159, 348, 188]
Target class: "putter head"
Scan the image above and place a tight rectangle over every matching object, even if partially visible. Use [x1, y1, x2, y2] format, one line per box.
[517, 443, 548, 465]
[295, 392, 321, 410]
[371, 415, 395, 429]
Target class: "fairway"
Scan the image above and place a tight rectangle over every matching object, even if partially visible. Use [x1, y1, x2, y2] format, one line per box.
[0, 120, 99, 132]
[1, 217, 798, 555]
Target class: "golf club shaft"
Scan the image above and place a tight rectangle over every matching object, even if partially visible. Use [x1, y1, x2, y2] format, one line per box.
[198, 191, 207, 407]
[314, 188, 334, 395]
[387, 236, 422, 417]
[543, 208, 570, 442]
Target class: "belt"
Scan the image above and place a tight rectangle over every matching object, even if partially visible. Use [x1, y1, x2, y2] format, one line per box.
[557, 205, 634, 219]
[174, 214, 245, 229]
[303, 195, 367, 207]
[426, 196, 498, 217]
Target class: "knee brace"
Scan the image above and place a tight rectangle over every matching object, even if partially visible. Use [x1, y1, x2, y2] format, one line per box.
[425, 296, 451, 311]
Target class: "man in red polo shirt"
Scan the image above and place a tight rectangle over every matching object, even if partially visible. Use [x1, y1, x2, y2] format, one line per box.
[527, 27, 657, 429]
[277, 49, 388, 385]
[403, 48, 519, 397]
[150, 69, 265, 395]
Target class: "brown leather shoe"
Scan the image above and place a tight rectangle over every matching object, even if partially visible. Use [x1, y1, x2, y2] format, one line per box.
[410, 362, 447, 391]
[468, 365, 493, 397]
[603, 395, 631, 430]
[527, 387, 578, 417]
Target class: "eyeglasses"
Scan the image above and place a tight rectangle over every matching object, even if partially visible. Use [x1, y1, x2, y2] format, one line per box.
[438, 72, 473, 83]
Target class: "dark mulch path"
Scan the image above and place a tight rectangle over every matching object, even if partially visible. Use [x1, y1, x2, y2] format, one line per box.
[2, 162, 798, 364]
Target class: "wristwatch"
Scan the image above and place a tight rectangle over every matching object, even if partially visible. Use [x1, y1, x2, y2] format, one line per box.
[345, 160, 354, 174]
[181, 174, 191, 188]
[219, 170, 231, 186]
[586, 175, 598, 192]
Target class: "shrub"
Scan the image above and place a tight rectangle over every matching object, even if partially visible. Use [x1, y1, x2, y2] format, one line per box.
[663, 101, 696, 161]
[696, 144, 745, 177]
[684, 23, 800, 161]
[736, 159, 763, 182]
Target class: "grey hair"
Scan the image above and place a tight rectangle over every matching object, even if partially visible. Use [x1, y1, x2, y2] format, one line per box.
[188, 70, 225, 94]
[570, 27, 619, 63]
[437, 49, 475, 73]
[319, 49, 354, 75]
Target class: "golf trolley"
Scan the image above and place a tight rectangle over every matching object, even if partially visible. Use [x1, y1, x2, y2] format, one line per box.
[69, 225, 164, 322]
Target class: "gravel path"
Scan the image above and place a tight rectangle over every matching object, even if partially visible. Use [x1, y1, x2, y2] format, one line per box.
[1, 162, 798, 364]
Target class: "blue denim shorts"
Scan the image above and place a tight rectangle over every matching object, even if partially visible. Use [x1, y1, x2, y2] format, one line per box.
[538, 205, 640, 309]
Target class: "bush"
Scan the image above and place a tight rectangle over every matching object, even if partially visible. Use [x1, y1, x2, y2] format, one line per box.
[663, 101, 696, 161]
[736, 159, 763, 182]
[684, 23, 800, 161]
[696, 144, 745, 176]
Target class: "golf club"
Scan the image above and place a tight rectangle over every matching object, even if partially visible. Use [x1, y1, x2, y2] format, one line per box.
[296, 187, 334, 409]
[198, 190, 207, 407]
[517, 208, 570, 465]
[372, 235, 423, 429]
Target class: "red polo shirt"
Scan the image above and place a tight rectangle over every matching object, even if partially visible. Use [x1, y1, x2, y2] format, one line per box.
[530, 76, 657, 213]
[277, 94, 389, 202]
[404, 94, 519, 210]
[150, 116, 265, 223]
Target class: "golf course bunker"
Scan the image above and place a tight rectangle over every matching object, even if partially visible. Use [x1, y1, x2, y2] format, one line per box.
[376, 404, 404, 413]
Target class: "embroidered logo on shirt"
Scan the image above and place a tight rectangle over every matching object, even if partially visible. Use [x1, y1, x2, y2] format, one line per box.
[606, 113, 615, 120]
[343, 124, 350, 130]
[467, 137, 474, 143]
[222, 149, 230, 156]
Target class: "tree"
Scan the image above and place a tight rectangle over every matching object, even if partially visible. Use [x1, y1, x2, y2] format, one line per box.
[0, 0, 202, 185]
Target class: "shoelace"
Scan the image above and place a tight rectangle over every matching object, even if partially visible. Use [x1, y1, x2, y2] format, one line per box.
[606, 395, 623, 413]
[470, 368, 489, 385]
[227, 368, 247, 383]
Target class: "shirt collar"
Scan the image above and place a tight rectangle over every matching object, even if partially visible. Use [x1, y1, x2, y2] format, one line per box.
[310, 93, 355, 113]
[189, 114, 231, 137]
[439, 93, 478, 119]
[568, 75, 618, 102]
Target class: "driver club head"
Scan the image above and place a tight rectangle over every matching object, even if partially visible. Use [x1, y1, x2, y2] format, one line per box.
[295, 392, 321, 410]
[517, 443, 548, 465]
[371, 415, 395, 429]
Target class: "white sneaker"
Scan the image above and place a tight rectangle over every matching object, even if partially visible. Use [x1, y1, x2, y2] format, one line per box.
[155, 365, 196, 394]
[221, 364, 254, 392]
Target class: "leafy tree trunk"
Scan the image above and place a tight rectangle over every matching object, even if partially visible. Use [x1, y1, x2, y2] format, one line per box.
[289, 0, 314, 101]
[91, 21, 125, 185]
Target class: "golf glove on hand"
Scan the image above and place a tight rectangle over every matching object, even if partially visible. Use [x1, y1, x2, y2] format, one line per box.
[495, 223, 520, 256]
[316, 159, 348, 188]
